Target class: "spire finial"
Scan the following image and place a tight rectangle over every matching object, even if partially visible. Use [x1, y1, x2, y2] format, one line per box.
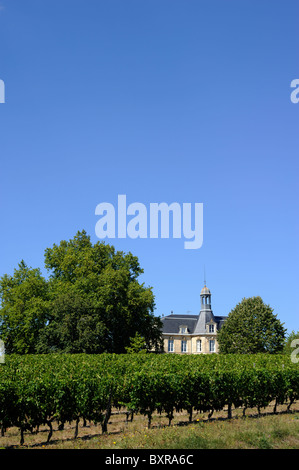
[204, 265, 206, 286]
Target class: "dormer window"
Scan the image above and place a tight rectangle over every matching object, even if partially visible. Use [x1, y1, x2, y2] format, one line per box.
[180, 325, 188, 334]
[209, 324, 215, 333]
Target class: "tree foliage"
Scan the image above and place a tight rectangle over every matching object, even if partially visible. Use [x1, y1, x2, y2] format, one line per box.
[0, 261, 49, 354]
[0, 231, 163, 354]
[125, 332, 147, 354]
[217, 296, 286, 354]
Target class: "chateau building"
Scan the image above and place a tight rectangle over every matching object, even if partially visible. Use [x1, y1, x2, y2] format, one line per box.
[161, 284, 227, 354]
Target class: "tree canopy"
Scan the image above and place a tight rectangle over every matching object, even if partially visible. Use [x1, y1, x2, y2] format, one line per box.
[0, 260, 49, 354]
[217, 296, 286, 354]
[0, 231, 163, 354]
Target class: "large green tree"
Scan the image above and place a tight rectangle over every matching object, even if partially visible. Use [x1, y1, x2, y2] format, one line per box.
[0, 231, 163, 354]
[0, 261, 49, 353]
[217, 296, 286, 354]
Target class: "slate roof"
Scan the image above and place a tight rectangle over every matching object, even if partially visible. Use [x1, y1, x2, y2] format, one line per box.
[161, 315, 198, 334]
[214, 316, 227, 330]
[161, 313, 227, 334]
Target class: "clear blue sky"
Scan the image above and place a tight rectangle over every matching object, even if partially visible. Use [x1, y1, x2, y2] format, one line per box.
[0, 0, 298, 334]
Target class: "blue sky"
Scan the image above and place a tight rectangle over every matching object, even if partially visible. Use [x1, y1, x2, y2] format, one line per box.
[0, 0, 298, 334]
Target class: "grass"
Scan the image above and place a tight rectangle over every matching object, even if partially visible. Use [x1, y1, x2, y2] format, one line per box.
[1, 403, 299, 449]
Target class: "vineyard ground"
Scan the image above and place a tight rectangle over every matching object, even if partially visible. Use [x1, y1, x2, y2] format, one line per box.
[1, 401, 299, 449]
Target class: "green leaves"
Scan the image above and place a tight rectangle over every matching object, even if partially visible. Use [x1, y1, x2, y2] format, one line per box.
[1, 353, 298, 444]
[125, 332, 147, 354]
[0, 262, 49, 354]
[217, 296, 286, 354]
[0, 231, 162, 354]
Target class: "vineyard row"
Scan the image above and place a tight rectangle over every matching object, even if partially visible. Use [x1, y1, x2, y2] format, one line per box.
[0, 353, 298, 445]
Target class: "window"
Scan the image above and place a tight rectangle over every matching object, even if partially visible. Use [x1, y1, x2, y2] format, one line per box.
[209, 324, 215, 333]
[181, 340, 187, 353]
[180, 325, 187, 334]
[196, 339, 202, 352]
[168, 339, 174, 352]
[209, 339, 215, 352]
